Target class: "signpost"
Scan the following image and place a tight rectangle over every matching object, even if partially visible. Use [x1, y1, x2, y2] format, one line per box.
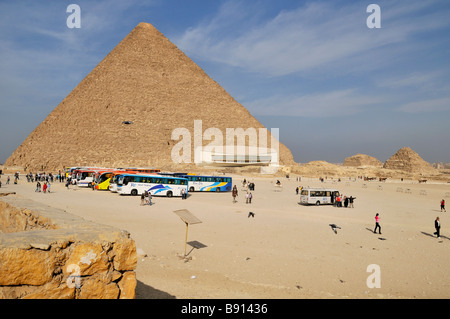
[173, 209, 202, 257]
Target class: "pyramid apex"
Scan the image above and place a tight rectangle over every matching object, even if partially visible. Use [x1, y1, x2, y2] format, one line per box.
[136, 22, 155, 28]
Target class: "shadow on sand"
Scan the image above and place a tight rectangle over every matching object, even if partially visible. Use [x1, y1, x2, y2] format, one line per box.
[420, 231, 450, 241]
[135, 280, 176, 299]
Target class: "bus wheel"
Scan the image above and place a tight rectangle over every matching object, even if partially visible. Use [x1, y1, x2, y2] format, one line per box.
[215, 188, 220, 192]
[189, 187, 195, 192]
[167, 191, 173, 198]
[315, 201, 320, 206]
[131, 189, 138, 196]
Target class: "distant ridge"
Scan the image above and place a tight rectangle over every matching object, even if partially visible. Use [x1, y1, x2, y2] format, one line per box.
[4, 22, 294, 171]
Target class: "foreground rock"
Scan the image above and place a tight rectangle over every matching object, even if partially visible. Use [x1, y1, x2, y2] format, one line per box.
[0, 196, 137, 299]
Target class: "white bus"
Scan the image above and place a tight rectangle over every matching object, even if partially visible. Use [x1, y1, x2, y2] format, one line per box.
[300, 188, 340, 206]
[180, 175, 232, 192]
[116, 174, 188, 197]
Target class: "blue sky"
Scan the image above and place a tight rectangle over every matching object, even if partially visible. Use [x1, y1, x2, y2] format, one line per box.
[1, 0, 449, 164]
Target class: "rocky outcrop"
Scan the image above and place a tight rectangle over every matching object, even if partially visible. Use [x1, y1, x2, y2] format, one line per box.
[0, 197, 137, 299]
[383, 147, 438, 175]
[343, 154, 382, 168]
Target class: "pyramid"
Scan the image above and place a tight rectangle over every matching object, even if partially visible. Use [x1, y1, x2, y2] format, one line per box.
[4, 22, 294, 171]
[343, 154, 382, 167]
[383, 147, 437, 175]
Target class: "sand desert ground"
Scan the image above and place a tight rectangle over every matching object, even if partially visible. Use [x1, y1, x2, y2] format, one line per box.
[1, 172, 449, 299]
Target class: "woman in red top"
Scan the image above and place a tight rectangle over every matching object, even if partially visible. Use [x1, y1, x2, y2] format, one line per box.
[373, 213, 381, 234]
[441, 199, 446, 212]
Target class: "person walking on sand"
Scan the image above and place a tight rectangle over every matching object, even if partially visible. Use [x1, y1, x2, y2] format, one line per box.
[434, 217, 441, 238]
[248, 192, 253, 204]
[441, 199, 446, 212]
[374, 213, 381, 234]
[43, 182, 48, 193]
[232, 185, 238, 203]
[35, 181, 41, 192]
[148, 192, 152, 206]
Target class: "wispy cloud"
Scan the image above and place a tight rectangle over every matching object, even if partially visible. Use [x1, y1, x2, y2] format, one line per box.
[246, 89, 386, 117]
[175, 0, 450, 77]
[396, 97, 450, 113]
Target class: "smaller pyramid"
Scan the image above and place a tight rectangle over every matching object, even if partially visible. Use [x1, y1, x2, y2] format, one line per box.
[343, 154, 382, 167]
[383, 147, 437, 175]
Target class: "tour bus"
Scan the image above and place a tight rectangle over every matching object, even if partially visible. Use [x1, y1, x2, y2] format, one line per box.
[300, 188, 340, 206]
[118, 167, 161, 174]
[116, 173, 188, 197]
[109, 173, 124, 193]
[75, 167, 113, 187]
[93, 170, 119, 190]
[180, 175, 232, 192]
[75, 169, 99, 187]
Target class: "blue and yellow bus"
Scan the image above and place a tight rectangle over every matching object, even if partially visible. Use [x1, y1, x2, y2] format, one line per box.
[181, 175, 232, 192]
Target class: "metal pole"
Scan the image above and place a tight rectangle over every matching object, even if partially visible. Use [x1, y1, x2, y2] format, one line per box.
[184, 222, 188, 257]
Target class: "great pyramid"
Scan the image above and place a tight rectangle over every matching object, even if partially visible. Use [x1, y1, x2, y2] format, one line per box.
[4, 22, 294, 171]
[383, 147, 437, 175]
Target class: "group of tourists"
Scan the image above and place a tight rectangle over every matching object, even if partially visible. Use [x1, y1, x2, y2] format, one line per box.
[25, 171, 67, 184]
[140, 190, 153, 206]
[335, 195, 356, 208]
[35, 181, 51, 193]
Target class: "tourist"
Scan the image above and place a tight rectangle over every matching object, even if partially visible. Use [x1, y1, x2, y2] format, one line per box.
[181, 188, 187, 200]
[144, 191, 149, 205]
[245, 192, 249, 204]
[43, 182, 48, 193]
[47, 181, 51, 193]
[6, 176, 10, 184]
[141, 192, 145, 206]
[349, 196, 356, 208]
[373, 213, 381, 234]
[148, 192, 152, 206]
[434, 217, 441, 238]
[232, 185, 238, 203]
[441, 199, 446, 212]
[248, 192, 253, 204]
[35, 181, 41, 192]
[344, 196, 348, 208]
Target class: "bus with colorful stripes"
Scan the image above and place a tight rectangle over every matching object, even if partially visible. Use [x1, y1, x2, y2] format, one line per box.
[116, 174, 188, 197]
[93, 170, 131, 190]
[181, 175, 232, 192]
